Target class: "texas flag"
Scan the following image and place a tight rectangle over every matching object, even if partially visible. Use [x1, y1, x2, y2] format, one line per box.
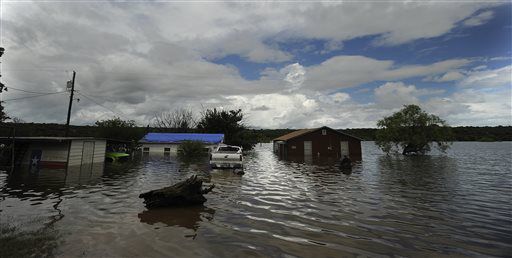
[29, 149, 42, 170]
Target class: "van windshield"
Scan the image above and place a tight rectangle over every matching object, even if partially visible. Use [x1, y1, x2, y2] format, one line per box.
[218, 146, 240, 152]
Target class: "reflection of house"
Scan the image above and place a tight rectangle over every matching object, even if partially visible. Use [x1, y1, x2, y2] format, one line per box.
[273, 126, 362, 161]
[8, 137, 106, 169]
[140, 133, 224, 155]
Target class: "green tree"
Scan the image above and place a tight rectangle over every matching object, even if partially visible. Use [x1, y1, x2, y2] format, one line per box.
[197, 108, 257, 150]
[94, 117, 144, 142]
[95, 117, 136, 128]
[376, 105, 452, 155]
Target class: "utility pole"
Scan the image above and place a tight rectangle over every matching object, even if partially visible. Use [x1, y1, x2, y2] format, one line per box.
[65, 71, 76, 137]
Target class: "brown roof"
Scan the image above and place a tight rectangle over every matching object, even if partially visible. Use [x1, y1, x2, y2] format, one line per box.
[272, 126, 363, 142]
[273, 128, 315, 141]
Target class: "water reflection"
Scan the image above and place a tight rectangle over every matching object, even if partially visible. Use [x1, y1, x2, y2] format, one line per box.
[279, 155, 340, 166]
[1, 142, 511, 257]
[3, 163, 105, 197]
[0, 221, 60, 258]
[138, 205, 215, 238]
[378, 155, 457, 184]
[1, 162, 106, 257]
[374, 155, 460, 219]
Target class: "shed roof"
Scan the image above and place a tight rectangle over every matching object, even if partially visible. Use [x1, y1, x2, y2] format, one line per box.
[272, 126, 362, 142]
[141, 133, 224, 144]
[273, 129, 315, 141]
[0, 137, 104, 142]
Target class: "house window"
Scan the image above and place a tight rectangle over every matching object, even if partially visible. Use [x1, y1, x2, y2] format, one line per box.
[322, 129, 327, 135]
[163, 147, 171, 158]
[143, 147, 150, 153]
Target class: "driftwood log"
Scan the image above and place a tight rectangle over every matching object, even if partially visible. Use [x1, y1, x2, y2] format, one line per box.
[139, 175, 215, 208]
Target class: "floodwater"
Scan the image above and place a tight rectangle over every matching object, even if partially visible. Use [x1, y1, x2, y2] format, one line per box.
[1, 142, 511, 257]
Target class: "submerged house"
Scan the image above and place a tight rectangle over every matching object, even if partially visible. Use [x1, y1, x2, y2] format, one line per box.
[5, 137, 107, 169]
[139, 133, 224, 155]
[273, 126, 362, 161]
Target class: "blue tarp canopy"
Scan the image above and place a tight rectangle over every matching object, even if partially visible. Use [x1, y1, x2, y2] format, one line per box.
[141, 133, 224, 144]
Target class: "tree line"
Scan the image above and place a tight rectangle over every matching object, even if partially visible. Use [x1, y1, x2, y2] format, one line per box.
[1, 121, 509, 143]
[0, 108, 260, 150]
[0, 105, 510, 153]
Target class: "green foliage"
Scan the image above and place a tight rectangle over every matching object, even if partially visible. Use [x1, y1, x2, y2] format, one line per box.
[197, 108, 257, 150]
[178, 140, 206, 157]
[95, 117, 137, 128]
[376, 105, 453, 155]
[95, 117, 144, 142]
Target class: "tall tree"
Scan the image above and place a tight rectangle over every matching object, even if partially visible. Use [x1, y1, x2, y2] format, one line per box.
[152, 108, 196, 131]
[95, 117, 144, 142]
[197, 108, 256, 150]
[376, 104, 452, 155]
[95, 117, 137, 128]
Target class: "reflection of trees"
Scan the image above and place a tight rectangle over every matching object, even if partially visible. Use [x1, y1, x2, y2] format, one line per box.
[138, 206, 215, 239]
[376, 155, 458, 200]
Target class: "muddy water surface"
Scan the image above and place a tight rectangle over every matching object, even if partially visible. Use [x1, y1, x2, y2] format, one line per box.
[1, 142, 511, 257]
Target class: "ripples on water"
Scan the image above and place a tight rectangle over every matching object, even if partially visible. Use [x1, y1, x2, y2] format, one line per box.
[1, 142, 511, 257]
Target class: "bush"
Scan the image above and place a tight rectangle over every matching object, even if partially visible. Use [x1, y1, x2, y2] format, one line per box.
[178, 140, 206, 158]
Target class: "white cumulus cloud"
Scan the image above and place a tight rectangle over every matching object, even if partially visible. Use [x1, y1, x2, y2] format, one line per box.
[459, 65, 512, 88]
[283, 63, 306, 91]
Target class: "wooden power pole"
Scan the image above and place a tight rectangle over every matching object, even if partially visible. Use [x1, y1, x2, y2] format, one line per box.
[65, 71, 76, 137]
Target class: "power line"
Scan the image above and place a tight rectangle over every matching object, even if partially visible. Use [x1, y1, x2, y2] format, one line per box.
[8, 86, 62, 94]
[2, 68, 67, 72]
[75, 92, 130, 120]
[2, 91, 66, 102]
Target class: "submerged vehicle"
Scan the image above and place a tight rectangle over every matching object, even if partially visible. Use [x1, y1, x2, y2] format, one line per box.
[106, 152, 130, 163]
[210, 145, 243, 169]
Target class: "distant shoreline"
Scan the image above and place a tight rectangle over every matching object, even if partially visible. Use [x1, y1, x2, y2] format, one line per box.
[0, 122, 510, 142]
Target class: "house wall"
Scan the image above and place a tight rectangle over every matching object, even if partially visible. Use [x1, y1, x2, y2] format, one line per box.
[22, 142, 69, 165]
[282, 128, 362, 161]
[141, 143, 219, 155]
[19, 139, 106, 169]
[68, 139, 106, 166]
[141, 143, 180, 154]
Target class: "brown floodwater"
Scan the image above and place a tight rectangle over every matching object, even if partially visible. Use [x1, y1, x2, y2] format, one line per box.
[1, 142, 511, 257]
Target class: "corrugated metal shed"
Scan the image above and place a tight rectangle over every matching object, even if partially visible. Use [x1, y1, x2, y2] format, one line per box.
[141, 133, 224, 144]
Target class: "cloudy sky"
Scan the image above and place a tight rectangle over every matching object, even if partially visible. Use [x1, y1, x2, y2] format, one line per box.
[1, 1, 510, 129]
